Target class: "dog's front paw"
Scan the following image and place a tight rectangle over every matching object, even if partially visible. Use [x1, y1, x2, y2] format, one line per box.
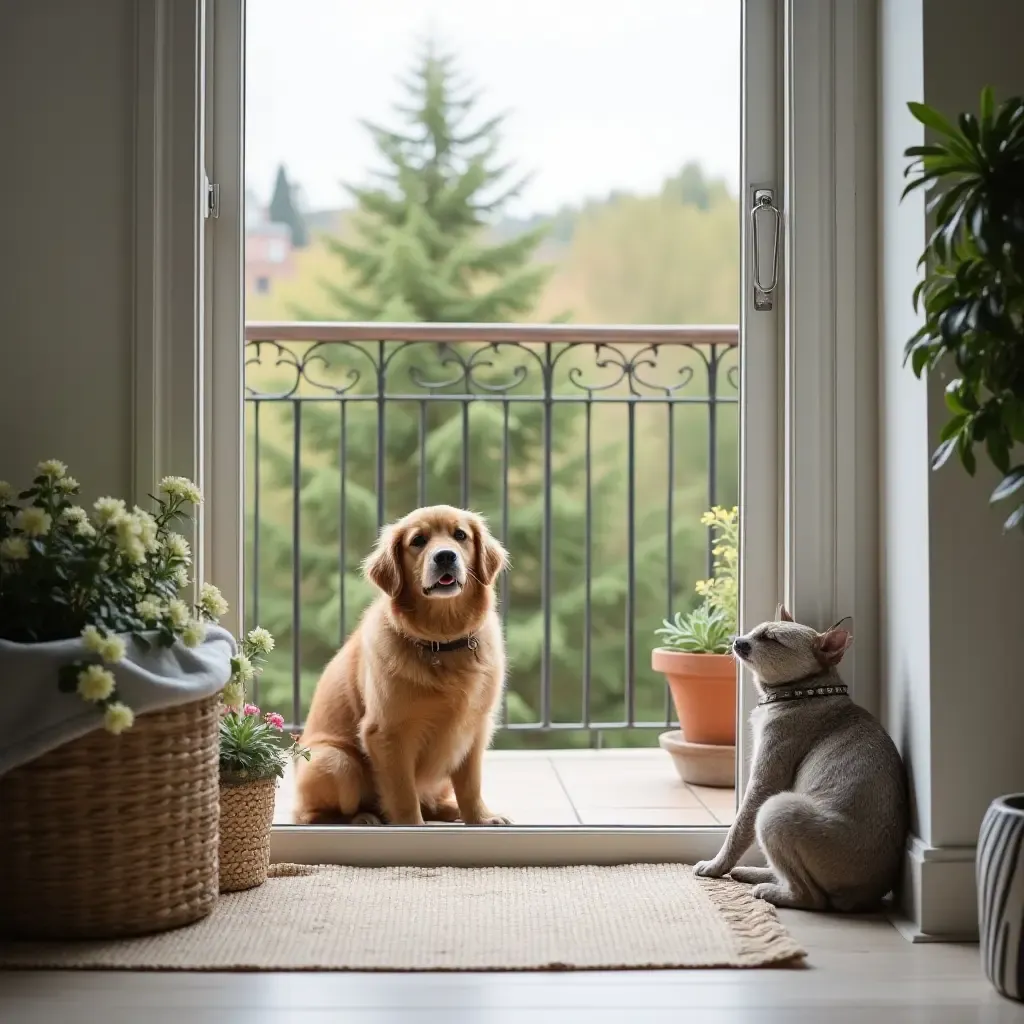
[463, 809, 513, 826]
[693, 859, 727, 878]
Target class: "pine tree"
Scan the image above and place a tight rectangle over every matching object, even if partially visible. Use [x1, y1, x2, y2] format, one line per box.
[268, 164, 309, 248]
[250, 46, 691, 745]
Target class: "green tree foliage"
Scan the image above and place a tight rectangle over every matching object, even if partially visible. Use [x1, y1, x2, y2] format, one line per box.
[269, 164, 309, 248]
[246, 48, 739, 747]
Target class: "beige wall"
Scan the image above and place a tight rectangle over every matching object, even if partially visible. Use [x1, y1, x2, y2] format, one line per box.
[0, 0, 136, 500]
[879, 0, 1024, 863]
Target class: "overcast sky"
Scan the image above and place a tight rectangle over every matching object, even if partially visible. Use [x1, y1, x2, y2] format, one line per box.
[246, 0, 740, 216]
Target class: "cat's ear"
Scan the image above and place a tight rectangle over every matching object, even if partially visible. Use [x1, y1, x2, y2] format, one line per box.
[816, 626, 853, 666]
[775, 603, 794, 622]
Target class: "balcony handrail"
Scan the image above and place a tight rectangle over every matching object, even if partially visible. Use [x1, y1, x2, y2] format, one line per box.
[244, 321, 739, 347]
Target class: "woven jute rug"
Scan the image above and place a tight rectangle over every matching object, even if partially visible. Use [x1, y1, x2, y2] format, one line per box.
[0, 863, 805, 972]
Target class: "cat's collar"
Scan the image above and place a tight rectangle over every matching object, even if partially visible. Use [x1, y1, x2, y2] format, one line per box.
[758, 681, 849, 706]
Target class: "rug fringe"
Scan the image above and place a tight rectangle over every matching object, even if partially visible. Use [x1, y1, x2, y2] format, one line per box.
[698, 876, 807, 964]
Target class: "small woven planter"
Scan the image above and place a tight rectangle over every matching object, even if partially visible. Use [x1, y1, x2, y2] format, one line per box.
[0, 693, 221, 940]
[218, 777, 277, 892]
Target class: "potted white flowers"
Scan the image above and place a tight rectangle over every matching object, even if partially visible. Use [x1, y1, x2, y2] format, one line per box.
[218, 627, 309, 892]
[0, 461, 235, 940]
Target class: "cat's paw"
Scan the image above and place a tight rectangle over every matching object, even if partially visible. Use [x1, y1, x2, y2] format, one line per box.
[750, 882, 784, 904]
[693, 859, 727, 878]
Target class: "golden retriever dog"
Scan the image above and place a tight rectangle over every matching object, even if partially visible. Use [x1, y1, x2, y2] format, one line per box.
[293, 505, 512, 827]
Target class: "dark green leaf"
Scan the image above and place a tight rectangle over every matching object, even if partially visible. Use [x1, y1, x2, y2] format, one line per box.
[907, 101, 961, 140]
[986, 432, 1012, 475]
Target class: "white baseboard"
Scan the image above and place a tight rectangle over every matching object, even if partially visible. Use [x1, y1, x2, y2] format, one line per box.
[889, 835, 979, 941]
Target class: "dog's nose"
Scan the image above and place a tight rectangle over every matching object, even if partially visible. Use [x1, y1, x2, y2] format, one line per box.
[433, 548, 458, 568]
[732, 638, 751, 657]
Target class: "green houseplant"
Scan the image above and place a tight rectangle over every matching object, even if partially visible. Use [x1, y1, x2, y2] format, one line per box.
[218, 627, 309, 893]
[652, 506, 738, 758]
[904, 89, 1024, 1004]
[903, 88, 1024, 531]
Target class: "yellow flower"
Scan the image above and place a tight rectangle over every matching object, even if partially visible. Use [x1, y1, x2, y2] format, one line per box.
[136, 596, 162, 622]
[246, 627, 275, 654]
[103, 702, 134, 734]
[14, 507, 52, 538]
[0, 481, 13, 503]
[61, 506, 88, 525]
[0, 536, 29, 562]
[36, 459, 67, 479]
[77, 664, 116, 702]
[56, 476, 80, 493]
[181, 620, 206, 648]
[75, 519, 97, 538]
[171, 565, 190, 589]
[198, 582, 228, 620]
[159, 476, 203, 505]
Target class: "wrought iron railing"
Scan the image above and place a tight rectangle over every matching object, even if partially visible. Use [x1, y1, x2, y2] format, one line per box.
[244, 323, 739, 743]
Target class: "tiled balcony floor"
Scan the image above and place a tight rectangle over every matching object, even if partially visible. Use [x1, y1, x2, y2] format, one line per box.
[274, 747, 737, 827]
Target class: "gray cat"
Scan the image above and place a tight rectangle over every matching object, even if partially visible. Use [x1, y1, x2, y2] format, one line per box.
[693, 605, 909, 911]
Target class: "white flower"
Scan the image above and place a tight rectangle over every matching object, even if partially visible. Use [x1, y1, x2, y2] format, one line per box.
[81, 625, 105, 656]
[164, 533, 191, 562]
[159, 476, 203, 505]
[171, 565, 190, 589]
[56, 476, 80, 493]
[0, 536, 29, 561]
[198, 582, 228, 621]
[113, 514, 147, 565]
[14, 507, 52, 538]
[222, 679, 244, 709]
[233, 654, 255, 683]
[128, 572, 147, 592]
[77, 664, 116, 703]
[132, 507, 159, 553]
[181, 620, 206, 648]
[166, 598, 190, 629]
[0, 481, 13, 504]
[75, 519, 97, 538]
[100, 635, 126, 663]
[36, 459, 67, 479]
[246, 627, 275, 654]
[103, 702, 134, 734]
[61, 506, 88, 524]
[94, 496, 127, 526]
[136, 596, 163, 622]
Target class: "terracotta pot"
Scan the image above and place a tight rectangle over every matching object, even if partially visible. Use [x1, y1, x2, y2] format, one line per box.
[651, 648, 737, 746]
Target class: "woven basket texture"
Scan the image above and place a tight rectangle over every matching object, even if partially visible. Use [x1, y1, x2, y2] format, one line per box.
[0, 694, 221, 940]
[218, 777, 276, 893]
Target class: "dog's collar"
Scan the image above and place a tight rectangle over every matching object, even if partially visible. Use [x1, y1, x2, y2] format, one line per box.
[412, 634, 479, 655]
[758, 681, 849, 706]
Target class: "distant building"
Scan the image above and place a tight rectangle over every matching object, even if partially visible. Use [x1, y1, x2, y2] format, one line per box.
[245, 188, 295, 296]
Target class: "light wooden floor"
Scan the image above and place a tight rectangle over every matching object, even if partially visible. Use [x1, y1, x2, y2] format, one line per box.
[3, 913, 1021, 1023]
[274, 748, 738, 827]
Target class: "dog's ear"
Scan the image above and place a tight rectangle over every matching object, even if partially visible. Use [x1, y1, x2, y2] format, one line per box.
[776, 603, 794, 622]
[363, 524, 403, 598]
[815, 625, 853, 667]
[472, 516, 509, 587]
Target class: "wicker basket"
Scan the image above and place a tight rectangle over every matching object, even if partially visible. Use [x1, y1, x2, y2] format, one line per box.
[218, 777, 277, 892]
[0, 694, 221, 940]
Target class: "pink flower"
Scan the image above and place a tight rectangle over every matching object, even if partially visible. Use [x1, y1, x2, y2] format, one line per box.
[265, 712, 285, 731]
[243, 703, 260, 717]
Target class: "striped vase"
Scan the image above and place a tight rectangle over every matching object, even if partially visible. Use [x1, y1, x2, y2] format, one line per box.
[977, 795, 1024, 1001]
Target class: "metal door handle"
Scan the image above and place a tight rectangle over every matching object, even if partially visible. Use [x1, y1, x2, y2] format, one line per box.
[751, 188, 780, 311]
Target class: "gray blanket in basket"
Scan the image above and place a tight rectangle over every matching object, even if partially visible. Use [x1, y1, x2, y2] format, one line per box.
[0, 625, 236, 775]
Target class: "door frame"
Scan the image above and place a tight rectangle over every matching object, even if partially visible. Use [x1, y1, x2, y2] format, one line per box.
[140, 0, 881, 866]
